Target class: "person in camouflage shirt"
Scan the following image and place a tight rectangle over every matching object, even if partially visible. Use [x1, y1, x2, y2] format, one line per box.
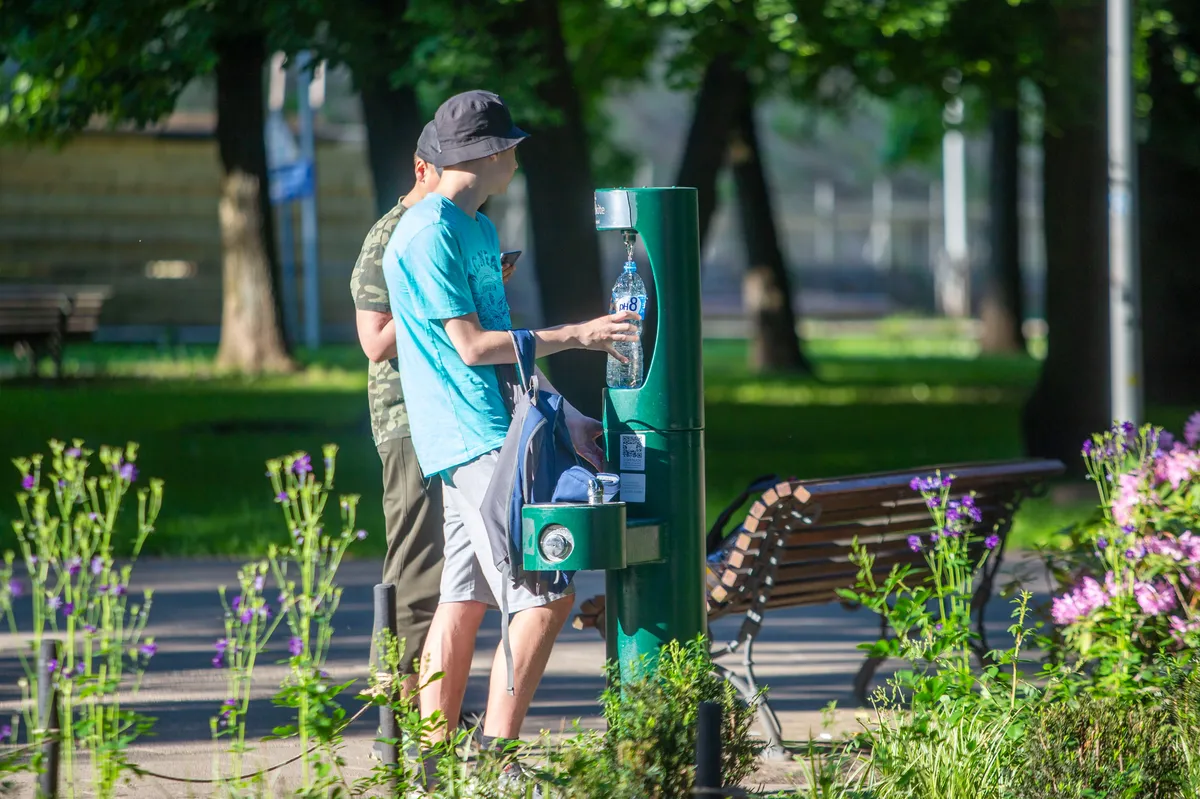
[350, 121, 447, 695]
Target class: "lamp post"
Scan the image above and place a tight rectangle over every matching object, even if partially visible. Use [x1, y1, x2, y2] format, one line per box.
[1107, 0, 1143, 425]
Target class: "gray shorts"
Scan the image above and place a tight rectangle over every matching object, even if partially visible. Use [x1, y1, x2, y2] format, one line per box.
[440, 450, 574, 612]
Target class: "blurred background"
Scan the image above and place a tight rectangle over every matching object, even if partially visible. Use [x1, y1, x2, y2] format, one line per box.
[1, 0, 1197, 557]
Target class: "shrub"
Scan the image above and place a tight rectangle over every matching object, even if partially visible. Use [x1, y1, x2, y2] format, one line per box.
[548, 635, 762, 799]
[1011, 693, 1191, 799]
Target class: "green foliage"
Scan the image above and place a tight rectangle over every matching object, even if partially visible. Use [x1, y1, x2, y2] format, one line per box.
[0, 0, 210, 140]
[548, 636, 761, 799]
[1012, 693, 1193, 799]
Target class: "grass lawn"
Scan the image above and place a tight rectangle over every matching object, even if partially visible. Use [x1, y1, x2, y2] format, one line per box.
[0, 337, 1189, 558]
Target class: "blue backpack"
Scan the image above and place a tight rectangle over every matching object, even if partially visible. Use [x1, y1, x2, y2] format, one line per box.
[479, 329, 597, 692]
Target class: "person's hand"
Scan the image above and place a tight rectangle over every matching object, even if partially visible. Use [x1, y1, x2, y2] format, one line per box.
[502, 260, 517, 284]
[575, 311, 639, 360]
[564, 405, 606, 470]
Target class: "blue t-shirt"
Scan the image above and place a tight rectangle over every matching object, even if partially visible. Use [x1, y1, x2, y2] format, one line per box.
[381, 193, 513, 478]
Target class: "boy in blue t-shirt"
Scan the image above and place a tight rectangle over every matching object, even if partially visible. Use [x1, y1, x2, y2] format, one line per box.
[381, 90, 637, 782]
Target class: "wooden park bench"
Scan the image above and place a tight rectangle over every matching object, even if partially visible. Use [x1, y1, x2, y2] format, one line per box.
[573, 458, 1065, 755]
[0, 285, 112, 378]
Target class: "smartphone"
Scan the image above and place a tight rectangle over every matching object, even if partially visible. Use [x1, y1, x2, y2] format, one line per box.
[500, 250, 522, 268]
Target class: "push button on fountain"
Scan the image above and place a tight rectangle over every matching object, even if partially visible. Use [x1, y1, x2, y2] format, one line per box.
[539, 524, 574, 564]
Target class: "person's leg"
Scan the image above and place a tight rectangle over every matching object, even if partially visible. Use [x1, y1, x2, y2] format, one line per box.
[418, 600, 487, 742]
[417, 469, 494, 743]
[448, 451, 577, 743]
[374, 436, 445, 695]
[481, 595, 573, 739]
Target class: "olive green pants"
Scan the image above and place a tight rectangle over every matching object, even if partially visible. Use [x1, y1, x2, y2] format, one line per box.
[375, 436, 444, 676]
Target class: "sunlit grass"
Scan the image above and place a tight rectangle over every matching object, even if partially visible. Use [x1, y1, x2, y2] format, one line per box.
[0, 332, 1088, 557]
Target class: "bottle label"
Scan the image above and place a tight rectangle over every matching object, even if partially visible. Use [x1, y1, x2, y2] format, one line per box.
[613, 294, 647, 317]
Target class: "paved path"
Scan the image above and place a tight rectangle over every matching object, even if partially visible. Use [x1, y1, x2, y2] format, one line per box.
[0, 557, 1052, 796]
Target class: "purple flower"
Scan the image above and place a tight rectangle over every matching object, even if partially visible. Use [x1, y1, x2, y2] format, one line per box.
[934, 623, 943, 632]
[90, 557, 104, 576]
[275, 491, 288, 503]
[238, 608, 253, 625]
[929, 530, 940, 543]
[1184, 411, 1200, 448]
[926, 496, 941, 510]
[74, 663, 85, 676]
[231, 596, 241, 613]
[140, 642, 157, 658]
[253, 575, 265, 592]
[1097, 537, 1108, 550]
[214, 638, 229, 654]
[355, 530, 367, 541]
[0, 724, 10, 742]
[117, 462, 138, 483]
[66, 556, 82, 576]
[907, 535, 922, 552]
[8, 579, 22, 598]
[984, 534, 1000, 550]
[83, 624, 97, 634]
[288, 636, 303, 656]
[62, 602, 73, 616]
[47, 596, 62, 611]
[111, 584, 126, 597]
[292, 454, 313, 476]
[87, 512, 98, 522]
[212, 655, 224, 669]
[21, 474, 35, 491]
[1082, 439, 1094, 456]
[218, 698, 237, 726]
[47, 659, 58, 674]
[65, 447, 80, 458]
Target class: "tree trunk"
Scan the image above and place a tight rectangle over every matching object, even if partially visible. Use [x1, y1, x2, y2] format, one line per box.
[729, 83, 812, 374]
[979, 106, 1027, 354]
[213, 32, 294, 373]
[360, 76, 423, 218]
[1139, 26, 1200, 406]
[502, 0, 606, 417]
[1021, 3, 1108, 471]
[674, 55, 744, 248]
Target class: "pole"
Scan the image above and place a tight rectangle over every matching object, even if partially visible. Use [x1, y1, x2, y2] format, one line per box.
[694, 701, 722, 795]
[1107, 0, 1142, 425]
[295, 51, 321, 352]
[267, 53, 298, 345]
[372, 583, 399, 772]
[37, 640, 60, 799]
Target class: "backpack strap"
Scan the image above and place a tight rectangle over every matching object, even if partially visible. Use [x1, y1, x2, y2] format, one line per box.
[510, 329, 538, 392]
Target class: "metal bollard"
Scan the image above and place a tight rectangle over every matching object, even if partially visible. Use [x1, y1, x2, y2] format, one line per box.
[37, 639, 61, 799]
[372, 583, 399, 769]
[695, 700, 722, 796]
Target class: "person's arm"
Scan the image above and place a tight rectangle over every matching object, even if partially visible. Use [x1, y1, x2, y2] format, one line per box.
[442, 312, 637, 368]
[355, 310, 397, 363]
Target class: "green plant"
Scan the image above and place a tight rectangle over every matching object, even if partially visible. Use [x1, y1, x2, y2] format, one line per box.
[545, 636, 760, 799]
[8, 441, 162, 799]
[1012, 693, 1191, 799]
[264, 446, 362, 795]
[210, 561, 286, 795]
[1039, 416, 1200, 698]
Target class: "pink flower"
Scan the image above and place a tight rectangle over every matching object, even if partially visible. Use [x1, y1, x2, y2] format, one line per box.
[1051, 576, 1111, 625]
[1155, 445, 1200, 490]
[1112, 472, 1143, 526]
[1169, 615, 1200, 645]
[1134, 580, 1177, 616]
[1184, 411, 1200, 448]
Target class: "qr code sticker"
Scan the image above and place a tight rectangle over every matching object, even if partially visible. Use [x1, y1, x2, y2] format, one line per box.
[620, 433, 646, 472]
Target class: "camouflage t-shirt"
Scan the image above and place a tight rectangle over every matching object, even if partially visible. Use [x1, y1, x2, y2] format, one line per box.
[350, 200, 409, 446]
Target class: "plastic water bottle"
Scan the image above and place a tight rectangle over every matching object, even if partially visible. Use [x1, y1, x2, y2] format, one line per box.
[606, 260, 647, 389]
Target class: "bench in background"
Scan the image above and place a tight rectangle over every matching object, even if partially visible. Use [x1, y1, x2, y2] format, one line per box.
[573, 458, 1065, 756]
[0, 285, 112, 378]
